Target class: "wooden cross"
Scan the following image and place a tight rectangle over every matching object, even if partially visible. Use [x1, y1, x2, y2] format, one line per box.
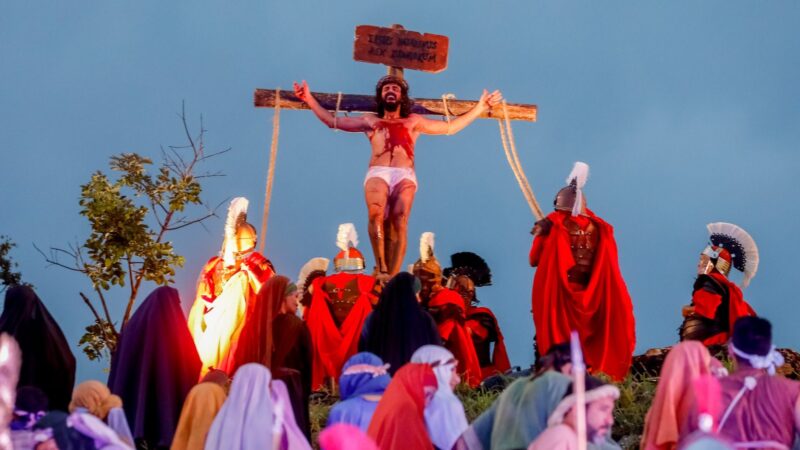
[253, 24, 537, 122]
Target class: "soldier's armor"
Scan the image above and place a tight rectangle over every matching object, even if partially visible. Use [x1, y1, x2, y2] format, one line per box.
[321, 278, 363, 328]
[565, 217, 598, 287]
[679, 274, 730, 342]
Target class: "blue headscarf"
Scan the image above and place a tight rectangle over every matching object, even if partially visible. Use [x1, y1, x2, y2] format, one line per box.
[339, 353, 391, 400]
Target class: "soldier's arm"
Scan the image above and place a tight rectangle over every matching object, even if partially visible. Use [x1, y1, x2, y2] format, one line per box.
[414, 89, 503, 135]
[293, 80, 373, 132]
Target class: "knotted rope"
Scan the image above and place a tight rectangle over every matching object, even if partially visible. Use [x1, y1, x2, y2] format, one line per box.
[498, 100, 544, 220]
[441, 93, 456, 135]
[259, 88, 281, 254]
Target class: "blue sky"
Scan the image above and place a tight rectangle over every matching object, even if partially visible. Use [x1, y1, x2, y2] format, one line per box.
[2, 1, 799, 382]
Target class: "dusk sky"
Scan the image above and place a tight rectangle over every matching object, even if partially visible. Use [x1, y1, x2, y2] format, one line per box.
[2, 1, 799, 382]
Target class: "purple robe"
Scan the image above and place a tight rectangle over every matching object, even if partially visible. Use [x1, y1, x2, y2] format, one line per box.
[718, 368, 800, 449]
[108, 286, 201, 448]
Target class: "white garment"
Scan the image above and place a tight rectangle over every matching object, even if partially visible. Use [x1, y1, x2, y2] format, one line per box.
[205, 364, 274, 450]
[411, 345, 469, 450]
[364, 166, 418, 195]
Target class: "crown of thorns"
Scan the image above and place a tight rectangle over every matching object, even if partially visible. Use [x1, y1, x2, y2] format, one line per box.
[376, 75, 409, 91]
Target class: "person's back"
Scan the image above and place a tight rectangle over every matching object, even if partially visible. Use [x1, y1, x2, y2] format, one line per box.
[715, 316, 800, 449]
[718, 369, 800, 448]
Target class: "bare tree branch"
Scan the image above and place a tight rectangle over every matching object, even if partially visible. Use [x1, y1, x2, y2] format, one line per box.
[79, 292, 103, 323]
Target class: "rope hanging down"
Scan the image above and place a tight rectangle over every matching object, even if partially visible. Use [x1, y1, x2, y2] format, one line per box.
[498, 100, 544, 220]
[259, 88, 281, 254]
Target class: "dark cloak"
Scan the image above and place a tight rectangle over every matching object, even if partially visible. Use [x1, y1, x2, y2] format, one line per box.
[34, 411, 96, 450]
[107, 286, 201, 449]
[359, 272, 442, 375]
[230, 275, 313, 437]
[0, 285, 76, 411]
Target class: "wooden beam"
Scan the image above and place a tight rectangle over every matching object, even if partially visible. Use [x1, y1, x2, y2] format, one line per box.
[254, 89, 537, 122]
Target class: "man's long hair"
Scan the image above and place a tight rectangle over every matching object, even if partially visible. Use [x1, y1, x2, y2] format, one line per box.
[375, 76, 412, 118]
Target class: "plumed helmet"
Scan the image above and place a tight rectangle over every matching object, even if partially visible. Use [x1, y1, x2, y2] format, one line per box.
[554, 162, 590, 216]
[443, 251, 492, 287]
[702, 222, 759, 288]
[411, 232, 442, 278]
[334, 223, 365, 273]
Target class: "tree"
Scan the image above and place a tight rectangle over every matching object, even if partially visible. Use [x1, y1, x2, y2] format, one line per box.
[39, 105, 228, 360]
[0, 236, 26, 292]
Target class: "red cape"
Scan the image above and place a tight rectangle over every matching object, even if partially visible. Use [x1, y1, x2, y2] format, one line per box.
[529, 209, 636, 380]
[306, 273, 376, 390]
[428, 288, 483, 387]
[465, 306, 511, 379]
[367, 364, 437, 450]
[693, 272, 756, 345]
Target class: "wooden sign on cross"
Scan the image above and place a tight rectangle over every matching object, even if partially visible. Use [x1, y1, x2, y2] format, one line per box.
[254, 24, 537, 122]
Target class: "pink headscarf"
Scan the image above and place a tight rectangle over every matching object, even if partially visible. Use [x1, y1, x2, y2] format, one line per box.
[319, 423, 378, 450]
[641, 341, 720, 450]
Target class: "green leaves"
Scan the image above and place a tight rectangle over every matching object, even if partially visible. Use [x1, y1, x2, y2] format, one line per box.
[0, 236, 25, 292]
[45, 108, 225, 361]
[79, 319, 117, 361]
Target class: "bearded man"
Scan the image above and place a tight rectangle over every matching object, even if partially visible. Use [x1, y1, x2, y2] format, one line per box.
[306, 223, 378, 390]
[528, 375, 620, 449]
[529, 162, 635, 381]
[411, 232, 482, 387]
[293, 77, 502, 279]
[187, 197, 275, 376]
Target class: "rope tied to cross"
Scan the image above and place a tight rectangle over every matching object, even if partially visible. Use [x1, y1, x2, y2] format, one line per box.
[498, 100, 544, 220]
[259, 87, 282, 254]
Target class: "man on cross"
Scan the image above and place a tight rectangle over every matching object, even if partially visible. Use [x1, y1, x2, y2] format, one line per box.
[293, 76, 502, 279]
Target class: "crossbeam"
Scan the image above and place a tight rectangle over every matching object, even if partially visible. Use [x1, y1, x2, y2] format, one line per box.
[254, 89, 537, 122]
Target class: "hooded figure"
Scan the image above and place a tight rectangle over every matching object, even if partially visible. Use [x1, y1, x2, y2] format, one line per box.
[108, 286, 201, 449]
[204, 364, 275, 450]
[327, 352, 391, 431]
[171, 383, 227, 450]
[69, 381, 133, 447]
[319, 423, 379, 450]
[359, 272, 442, 375]
[367, 363, 438, 450]
[0, 285, 76, 411]
[641, 342, 718, 450]
[228, 275, 312, 438]
[410, 345, 468, 450]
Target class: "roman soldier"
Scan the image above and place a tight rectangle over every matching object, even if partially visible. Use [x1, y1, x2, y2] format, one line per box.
[679, 222, 758, 345]
[187, 197, 275, 376]
[411, 233, 482, 387]
[529, 162, 635, 381]
[296, 257, 330, 320]
[444, 251, 511, 379]
[306, 223, 378, 390]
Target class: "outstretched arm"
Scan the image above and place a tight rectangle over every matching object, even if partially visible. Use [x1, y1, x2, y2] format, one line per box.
[293, 80, 373, 132]
[414, 89, 503, 135]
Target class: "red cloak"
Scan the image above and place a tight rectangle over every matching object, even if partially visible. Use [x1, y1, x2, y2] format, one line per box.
[428, 288, 483, 387]
[529, 209, 635, 380]
[692, 272, 755, 345]
[306, 273, 376, 390]
[367, 364, 437, 450]
[466, 306, 511, 379]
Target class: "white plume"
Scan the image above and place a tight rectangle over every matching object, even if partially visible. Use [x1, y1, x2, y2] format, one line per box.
[222, 197, 249, 266]
[566, 161, 590, 189]
[336, 223, 358, 251]
[420, 232, 435, 263]
[706, 222, 759, 288]
[566, 161, 590, 216]
[296, 257, 329, 292]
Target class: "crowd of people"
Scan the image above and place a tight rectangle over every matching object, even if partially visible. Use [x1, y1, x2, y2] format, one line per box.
[0, 132, 792, 449]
